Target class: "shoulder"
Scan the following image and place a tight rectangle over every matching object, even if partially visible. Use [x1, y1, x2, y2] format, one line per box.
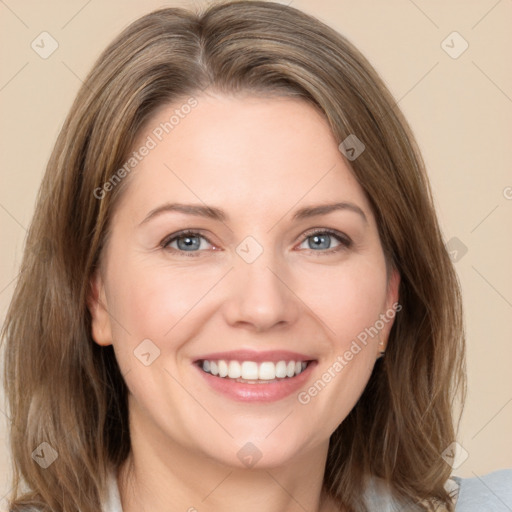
[362, 470, 512, 511]
[362, 475, 424, 511]
[8, 471, 123, 512]
[103, 468, 123, 512]
[451, 468, 512, 511]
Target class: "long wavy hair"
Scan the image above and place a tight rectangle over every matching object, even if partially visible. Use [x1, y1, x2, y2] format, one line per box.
[1, 1, 466, 510]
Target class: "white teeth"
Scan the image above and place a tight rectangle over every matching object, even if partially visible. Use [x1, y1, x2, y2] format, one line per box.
[200, 359, 309, 380]
[275, 360, 287, 378]
[241, 361, 259, 380]
[218, 360, 229, 378]
[227, 360, 241, 379]
[258, 362, 276, 380]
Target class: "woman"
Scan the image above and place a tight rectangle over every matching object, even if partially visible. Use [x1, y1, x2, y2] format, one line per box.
[2, 1, 510, 511]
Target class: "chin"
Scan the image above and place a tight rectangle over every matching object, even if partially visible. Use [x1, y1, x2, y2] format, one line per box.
[205, 434, 315, 471]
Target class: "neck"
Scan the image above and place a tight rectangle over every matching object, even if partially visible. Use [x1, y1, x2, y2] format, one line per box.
[117, 406, 341, 512]
[118, 459, 339, 512]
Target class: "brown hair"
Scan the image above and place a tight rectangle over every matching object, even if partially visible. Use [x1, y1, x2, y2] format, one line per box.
[1, 1, 465, 510]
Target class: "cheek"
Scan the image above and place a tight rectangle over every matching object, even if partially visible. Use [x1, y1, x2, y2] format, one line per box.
[303, 256, 389, 344]
[107, 257, 216, 342]
[296, 256, 387, 412]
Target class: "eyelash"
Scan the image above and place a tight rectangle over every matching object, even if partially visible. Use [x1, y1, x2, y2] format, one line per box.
[160, 229, 352, 257]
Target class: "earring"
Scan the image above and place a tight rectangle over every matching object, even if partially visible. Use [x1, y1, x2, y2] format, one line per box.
[378, 339, 385, 357]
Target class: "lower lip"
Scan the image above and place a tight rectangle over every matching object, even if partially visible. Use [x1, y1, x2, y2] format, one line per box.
[195, 362, 317, 402]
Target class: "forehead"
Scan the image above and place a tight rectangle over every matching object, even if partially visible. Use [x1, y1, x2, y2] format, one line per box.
[117, 93, 372, 221]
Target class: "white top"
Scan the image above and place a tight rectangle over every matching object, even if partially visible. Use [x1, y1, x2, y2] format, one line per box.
[102, 468, 512, 511]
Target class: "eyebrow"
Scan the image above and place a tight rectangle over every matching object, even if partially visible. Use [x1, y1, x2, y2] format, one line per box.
[139, 201, 368, 225]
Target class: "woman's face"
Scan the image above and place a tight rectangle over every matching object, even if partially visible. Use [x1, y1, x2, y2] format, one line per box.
[89, 93, 400, 469]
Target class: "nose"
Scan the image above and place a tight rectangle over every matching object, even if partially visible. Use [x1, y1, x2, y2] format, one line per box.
[222, 250, 301, 332]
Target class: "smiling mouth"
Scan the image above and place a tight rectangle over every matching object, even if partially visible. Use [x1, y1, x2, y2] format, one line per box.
[195, 359, 314, 384]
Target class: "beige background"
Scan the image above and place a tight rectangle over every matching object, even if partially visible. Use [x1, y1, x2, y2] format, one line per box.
[1, 0, 511, 504]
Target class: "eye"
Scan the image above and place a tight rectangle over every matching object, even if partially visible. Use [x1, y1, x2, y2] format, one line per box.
[161, 230, 216, 257]
[160, 228, 352, 257]
[297, 229, 352, 254]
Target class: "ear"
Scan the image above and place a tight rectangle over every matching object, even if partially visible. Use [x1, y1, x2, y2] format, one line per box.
[378, 266, 401, 352]
[87, 269, 113, 346]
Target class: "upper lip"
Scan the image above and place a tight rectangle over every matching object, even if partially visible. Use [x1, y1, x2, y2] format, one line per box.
[194, 350, 316, 363]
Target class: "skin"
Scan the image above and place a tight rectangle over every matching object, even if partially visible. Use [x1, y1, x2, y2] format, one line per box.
[88, 92, 400, 512]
